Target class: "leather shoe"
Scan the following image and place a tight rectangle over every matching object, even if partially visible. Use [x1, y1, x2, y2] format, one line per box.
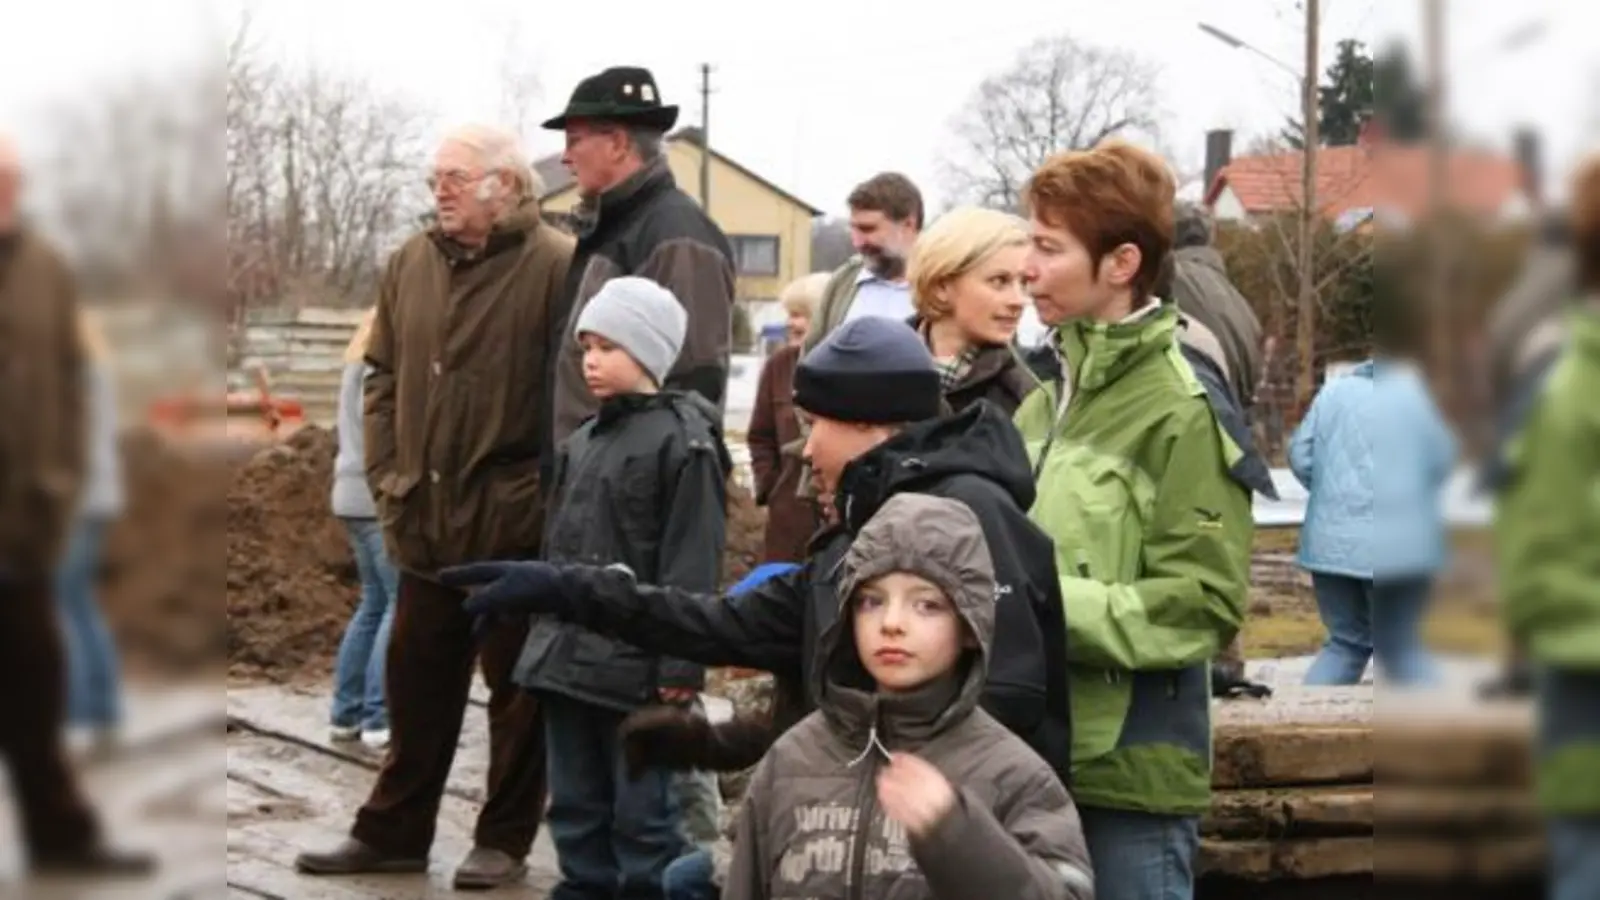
[294, 837, 427, 875]
[453, 846, 527, 890]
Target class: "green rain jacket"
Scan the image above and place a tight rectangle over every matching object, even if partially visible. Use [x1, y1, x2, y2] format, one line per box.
[1493, 308, 1600, 814]
[1014, 305, 1252, 815]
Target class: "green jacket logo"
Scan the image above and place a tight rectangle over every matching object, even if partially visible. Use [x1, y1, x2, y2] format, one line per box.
[1195, 507, 1224, 530]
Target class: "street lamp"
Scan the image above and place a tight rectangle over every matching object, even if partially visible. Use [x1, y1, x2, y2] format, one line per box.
[1196, 23, 1302, 81]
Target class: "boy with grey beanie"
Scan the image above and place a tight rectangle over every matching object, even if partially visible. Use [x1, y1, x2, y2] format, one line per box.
[572, 276, 688, 390]
[515, 274, 732, 899]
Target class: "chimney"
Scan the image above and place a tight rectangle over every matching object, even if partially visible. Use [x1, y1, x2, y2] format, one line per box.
[1203, 129, 1233, 198]
[1513, 127, 1542, 206]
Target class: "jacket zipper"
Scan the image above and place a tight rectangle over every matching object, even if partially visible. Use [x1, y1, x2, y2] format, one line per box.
[1033, 338, 1091, 482]
[845, 723, 886, 900]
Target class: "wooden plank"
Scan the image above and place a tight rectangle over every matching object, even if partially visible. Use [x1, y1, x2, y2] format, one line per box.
[1204, 786, 1372, 839]
[1374, 787, 1538, 835]
[1199, 836, 1371, 880]
[1373, 834, 1544, 881]
[1214, 725, 1371, 789]
[1374, 702, 1533, 787]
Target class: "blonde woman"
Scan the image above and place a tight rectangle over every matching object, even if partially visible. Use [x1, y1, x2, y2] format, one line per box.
[56, 308, 126, 755]
[746, 272, 829, 563]
[328, 308, 397, 750]
[907, 206, 1040, 414]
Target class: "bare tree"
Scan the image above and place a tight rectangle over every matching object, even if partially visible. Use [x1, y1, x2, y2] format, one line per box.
[939, 35, 1164, 211]
[31, 55, 222, 304]
[225, 11, 428, 313]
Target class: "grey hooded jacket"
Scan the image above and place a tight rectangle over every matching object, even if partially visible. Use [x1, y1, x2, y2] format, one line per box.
[724, 493, 1094, 900]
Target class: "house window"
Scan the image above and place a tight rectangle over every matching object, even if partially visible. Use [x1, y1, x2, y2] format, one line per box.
[729, 235, 780, 276]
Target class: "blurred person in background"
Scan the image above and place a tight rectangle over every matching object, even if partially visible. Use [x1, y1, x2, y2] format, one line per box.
[1289, 311, 1455, 688]
[1492, 155, 1600, 900]
[294, 124, 569, 890]
[56, 309, 127, 759]
[803, 173, 924, 353]
[906, 206, 1040, 414]
[326, 308, 397, 752]
[1479, 208, 1574, 700]
[746, 272, 827, 564]
[792, 174, 925, 511]
[1164, 204, 1276, 700]
[1167, 201, 1264, 411]
[0, 132, 151, 876]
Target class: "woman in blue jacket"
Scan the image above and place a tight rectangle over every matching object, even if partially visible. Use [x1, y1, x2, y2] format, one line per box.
[1290, 355, 1457, 686]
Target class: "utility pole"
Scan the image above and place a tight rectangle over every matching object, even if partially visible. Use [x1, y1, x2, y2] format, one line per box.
[1424, 0, 1454, 414]
[1294, 0, 1320, 415]
[699, 63, 713, 211]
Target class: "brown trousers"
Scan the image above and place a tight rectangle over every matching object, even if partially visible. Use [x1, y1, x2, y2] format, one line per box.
[351, 572, 546, 859]
[0, 574, 100, 858]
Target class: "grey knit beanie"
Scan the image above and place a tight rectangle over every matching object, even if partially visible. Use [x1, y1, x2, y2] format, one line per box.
[574, 276, 687, 386]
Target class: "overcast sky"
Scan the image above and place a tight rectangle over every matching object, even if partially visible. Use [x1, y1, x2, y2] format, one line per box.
[1, 0, 1592, 213]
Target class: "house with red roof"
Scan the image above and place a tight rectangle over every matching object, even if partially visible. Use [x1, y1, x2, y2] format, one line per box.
[1201, 121, 1535, 232]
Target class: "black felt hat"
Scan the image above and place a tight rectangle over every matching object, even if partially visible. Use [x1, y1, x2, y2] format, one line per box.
[541, 66, 679, 132]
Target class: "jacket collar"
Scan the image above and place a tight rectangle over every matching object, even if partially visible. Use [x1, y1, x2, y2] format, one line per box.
[571, 158, 676, 241]
[1056, 302, 1179, 394]
[909, 315, 1022, 396]
[428, 198, 542, 265]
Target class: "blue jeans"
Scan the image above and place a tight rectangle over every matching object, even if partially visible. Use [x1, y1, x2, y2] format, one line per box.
[1304, 573, 1438, 687]
[545, 694, 687, 900]
[1551, 817, 1600, 900]
[662, 848, 716, 900]
[1079, 805, 1199, 900]
[53, 517, 122, 728]
[330, 518, 398, 732]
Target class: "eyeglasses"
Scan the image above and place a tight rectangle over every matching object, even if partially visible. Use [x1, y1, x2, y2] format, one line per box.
[425, 168, 489, 192]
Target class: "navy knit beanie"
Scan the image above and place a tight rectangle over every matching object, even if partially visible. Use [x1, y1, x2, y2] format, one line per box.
[793, 317, 942, 423]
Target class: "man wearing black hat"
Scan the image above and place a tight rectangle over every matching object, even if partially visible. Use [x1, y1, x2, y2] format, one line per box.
[445, 317, 1073, 790]
[540, 66, 737, 462]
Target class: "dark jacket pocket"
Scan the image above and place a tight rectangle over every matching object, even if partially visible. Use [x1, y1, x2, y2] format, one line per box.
[518, 623, 660, 712]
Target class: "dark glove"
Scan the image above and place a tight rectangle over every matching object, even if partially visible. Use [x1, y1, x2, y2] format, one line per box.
[618, 705, 711, 780]
[1209, 666, 1273, 701]
[439, 560, 570, 619]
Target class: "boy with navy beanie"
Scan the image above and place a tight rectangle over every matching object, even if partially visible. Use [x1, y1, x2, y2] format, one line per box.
[512, 275, 732, 900]
[791, 316, 944, 426]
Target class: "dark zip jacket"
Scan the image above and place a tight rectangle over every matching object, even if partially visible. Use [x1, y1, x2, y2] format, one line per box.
[540, 401, 1074, 784]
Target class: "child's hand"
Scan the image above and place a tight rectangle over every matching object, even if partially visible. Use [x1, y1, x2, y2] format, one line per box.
[875, 752, 956, 839]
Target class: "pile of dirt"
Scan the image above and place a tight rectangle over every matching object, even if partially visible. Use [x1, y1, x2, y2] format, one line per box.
[721, 479, 766, 588]
[97, 429, 233, 672]
[211, 423, 770, 681]
[101, 429, 233, 673]
[224, 426, 356, 679]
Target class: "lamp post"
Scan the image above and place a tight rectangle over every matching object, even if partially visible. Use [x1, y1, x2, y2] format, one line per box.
[1199, 13, 1320, 414]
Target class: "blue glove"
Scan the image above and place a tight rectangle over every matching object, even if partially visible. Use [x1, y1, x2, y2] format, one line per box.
[730, 562, 800, 595]
[438, 560, 571, 624]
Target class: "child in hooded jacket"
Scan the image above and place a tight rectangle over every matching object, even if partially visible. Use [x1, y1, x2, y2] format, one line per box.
[724, 492, 1094, 900]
